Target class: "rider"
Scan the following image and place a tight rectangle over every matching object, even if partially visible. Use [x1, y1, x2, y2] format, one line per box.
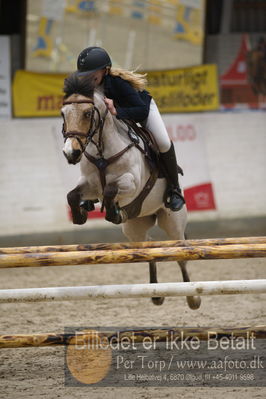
[77, 46, 185, 211]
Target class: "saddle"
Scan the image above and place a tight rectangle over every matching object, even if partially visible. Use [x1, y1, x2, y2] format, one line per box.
[123, 119, 161, 174]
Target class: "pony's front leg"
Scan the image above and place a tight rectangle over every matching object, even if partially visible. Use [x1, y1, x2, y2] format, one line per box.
[104, 173, 136, 225]
[67, 177, 97, 225]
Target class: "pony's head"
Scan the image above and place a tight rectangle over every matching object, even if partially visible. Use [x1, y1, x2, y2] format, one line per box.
[61, 73, 98, 164]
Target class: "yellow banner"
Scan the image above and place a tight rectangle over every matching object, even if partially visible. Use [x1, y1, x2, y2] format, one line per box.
[13, 65, 219, 117]
[146, 64, 219, 113]
[13, 70, 66, 117]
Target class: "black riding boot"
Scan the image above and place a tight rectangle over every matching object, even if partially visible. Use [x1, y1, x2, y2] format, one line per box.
[160, 142, 185, 211]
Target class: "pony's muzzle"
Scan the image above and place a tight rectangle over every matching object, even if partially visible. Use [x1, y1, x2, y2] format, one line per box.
[63, 149, 82, 164]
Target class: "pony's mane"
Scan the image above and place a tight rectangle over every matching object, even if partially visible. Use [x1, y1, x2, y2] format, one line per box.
[63, 72, 95, 99]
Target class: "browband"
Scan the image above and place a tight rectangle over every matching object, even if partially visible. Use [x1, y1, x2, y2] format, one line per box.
[62, 99, 94, 105]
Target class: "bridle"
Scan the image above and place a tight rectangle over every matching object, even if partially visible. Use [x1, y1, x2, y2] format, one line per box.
[61, 97, 159, 219]
[61, 97, 136, 199]
[61, 99, 107, 154]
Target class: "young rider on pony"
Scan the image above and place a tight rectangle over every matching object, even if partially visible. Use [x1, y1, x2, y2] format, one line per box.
[77, 46, 185, 212]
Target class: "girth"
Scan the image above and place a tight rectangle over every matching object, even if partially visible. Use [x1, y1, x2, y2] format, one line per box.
[121, 167, 159, 220]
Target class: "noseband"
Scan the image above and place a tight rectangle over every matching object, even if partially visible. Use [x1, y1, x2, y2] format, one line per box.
[61, 99, 107, 153]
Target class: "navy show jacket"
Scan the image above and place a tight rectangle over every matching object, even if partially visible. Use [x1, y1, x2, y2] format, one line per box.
[103, 74, 152, 122]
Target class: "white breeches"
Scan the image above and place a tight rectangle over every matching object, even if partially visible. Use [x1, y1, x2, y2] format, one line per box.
[143, 99, 171, 153]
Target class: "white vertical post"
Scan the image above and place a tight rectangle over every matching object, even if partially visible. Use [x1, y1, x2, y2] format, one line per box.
[124, 30, 136, 70]
[88, 28, 97, 46]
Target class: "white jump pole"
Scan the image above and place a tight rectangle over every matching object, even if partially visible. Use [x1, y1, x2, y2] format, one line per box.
[0, 279, 265, 303]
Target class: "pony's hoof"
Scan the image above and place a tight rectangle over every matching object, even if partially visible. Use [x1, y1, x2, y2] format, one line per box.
[105, 208, 122, 225]
[72, 214, 87, 225]
[151, 296, 165, 306]
[186, 296, 201, 310]
[71, 207, 88, 225]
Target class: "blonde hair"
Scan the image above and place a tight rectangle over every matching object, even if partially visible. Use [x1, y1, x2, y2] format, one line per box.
[108, 67, 147, 91]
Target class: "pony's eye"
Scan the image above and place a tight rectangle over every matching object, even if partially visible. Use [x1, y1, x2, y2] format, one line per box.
[84, 111, 91, 118]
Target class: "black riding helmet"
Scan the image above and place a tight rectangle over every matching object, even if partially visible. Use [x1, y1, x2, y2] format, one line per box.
[77, 46, 112, 73]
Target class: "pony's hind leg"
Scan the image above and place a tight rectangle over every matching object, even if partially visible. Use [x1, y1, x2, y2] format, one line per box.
[178, 260, 201, 309]
[122, 215, 164, 306]
[149, 261, 165, 305]
[157, 207, 201, 310]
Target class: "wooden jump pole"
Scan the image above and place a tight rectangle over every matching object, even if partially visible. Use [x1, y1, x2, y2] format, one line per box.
[1, 236, 266, 255]
[0, 279, 265, 303]
[0, 244, 265, 269]
[1, 325, 266, 348]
